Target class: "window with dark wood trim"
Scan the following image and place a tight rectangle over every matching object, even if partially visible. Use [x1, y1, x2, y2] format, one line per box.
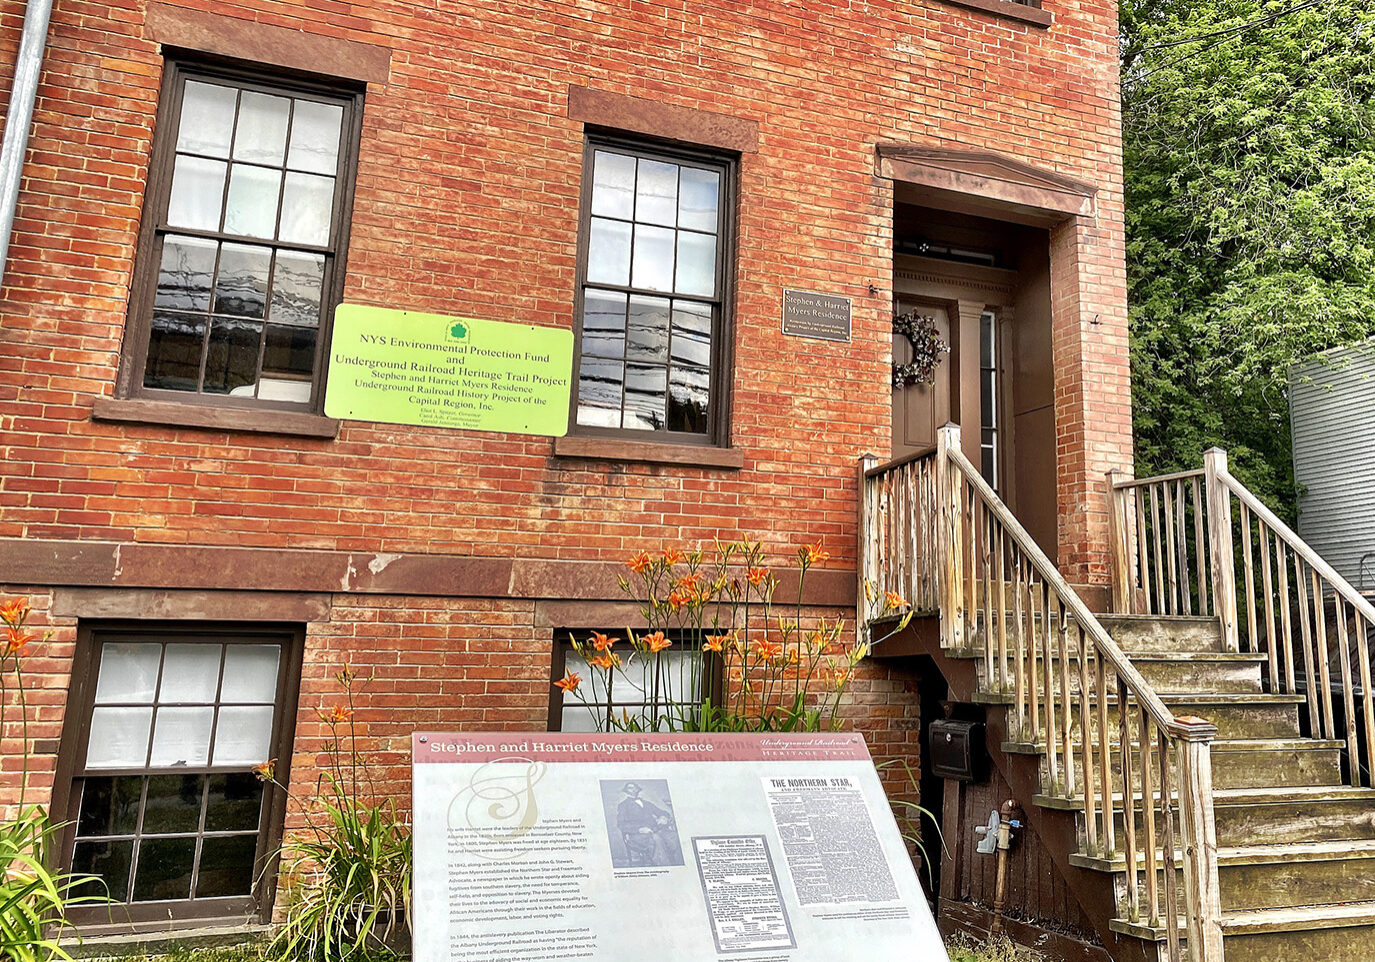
[119, 59, 363, 412]
[570, 136, 736, 445]
[55, 624, 302, 931]
[548, 629, 723, 731]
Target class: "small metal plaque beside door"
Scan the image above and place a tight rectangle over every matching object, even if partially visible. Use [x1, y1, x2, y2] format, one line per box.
[782, 288, 852, 343]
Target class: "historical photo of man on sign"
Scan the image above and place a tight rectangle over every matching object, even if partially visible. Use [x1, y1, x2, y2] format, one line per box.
[600, 779, 684, 868]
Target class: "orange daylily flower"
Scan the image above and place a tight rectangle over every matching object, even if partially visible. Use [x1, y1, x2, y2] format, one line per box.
[753, 640, 783, 661]
[884, 591, 908, 610]
[554, 671, 583, 693]
[628, 551, 652, 574]
[0, 598, 28, 628]
[318, 705, 352, 724]
[251, 759, 276, 782]
[802, 542, 830, 566]
[747, 567, 769, 586]
[590, 631, 619, 652]
[589, 652, 621, 671]
[4, 626, 34, 656]
[645, 632, 672, 654]
[703, 634, 729, 653]
[662, 548, 685, 566]
[833, 668, 852, 687]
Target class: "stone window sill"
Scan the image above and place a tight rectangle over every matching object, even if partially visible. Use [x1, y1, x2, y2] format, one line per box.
[553, 434, 744, 469]
[937, 0, 1052, 27]
[92, 397, 340, 439]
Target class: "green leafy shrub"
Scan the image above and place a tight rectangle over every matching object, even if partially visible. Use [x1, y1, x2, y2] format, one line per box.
[259, 669, 410, 962]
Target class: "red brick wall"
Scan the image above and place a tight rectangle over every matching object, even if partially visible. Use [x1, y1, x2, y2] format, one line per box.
[0, 0, 1128, 563]
[0, 0, 1127, 910]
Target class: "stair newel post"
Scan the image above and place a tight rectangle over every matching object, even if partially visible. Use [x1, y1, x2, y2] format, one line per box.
[1107, 469, 1133, 613]
[856, 454, 879, 641]
[1172, 716, 1226, 962]
[936, 424, 964, 649]
[1204, 448, 1240, 653]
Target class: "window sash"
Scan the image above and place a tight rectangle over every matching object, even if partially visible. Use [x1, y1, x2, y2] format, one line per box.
[58, 625, 301, 928]
[571, 137, 735, 444]
[121, 60, 363, 413]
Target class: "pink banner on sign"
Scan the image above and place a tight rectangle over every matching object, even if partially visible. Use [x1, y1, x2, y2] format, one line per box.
[412, 731, 872, 764]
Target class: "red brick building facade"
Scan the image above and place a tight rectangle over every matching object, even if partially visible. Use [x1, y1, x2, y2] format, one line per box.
[0, 0, 1129, 936]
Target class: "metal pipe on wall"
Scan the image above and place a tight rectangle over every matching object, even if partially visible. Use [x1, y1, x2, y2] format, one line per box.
[0, 0, 55, 290]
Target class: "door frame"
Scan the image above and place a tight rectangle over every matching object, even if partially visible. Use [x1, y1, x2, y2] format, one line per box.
[893, 254, 1018, 496]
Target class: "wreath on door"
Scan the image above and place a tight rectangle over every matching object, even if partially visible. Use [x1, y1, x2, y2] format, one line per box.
[892, 310, 950, 387]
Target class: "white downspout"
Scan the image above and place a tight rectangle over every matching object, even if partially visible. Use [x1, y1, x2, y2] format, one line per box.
[0, 0, 55, 289]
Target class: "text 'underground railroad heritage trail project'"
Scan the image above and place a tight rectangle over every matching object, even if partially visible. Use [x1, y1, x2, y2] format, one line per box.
[324, 304, 573, 435]
[411, 731, 943, 962]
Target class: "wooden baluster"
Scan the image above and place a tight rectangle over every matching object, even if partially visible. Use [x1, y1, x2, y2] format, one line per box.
[1276, 540, 1297, 695]
[1174, 480, 1192, 615]
[1013, 552, 1027, 740]
[1041, 584, 1059, 791]
[1260, 524, 1279, 691]
[921, 460, 932, 610]
[1158, 727, 1182, 962]
[1295, 556, 1321, 731]
[1057, 599, 1074, 797]
[997, 524, 1009, 693]
[1192, 476, 1211, 616]
[1336, 600, 1359, 785]
[1028, 577, 1041, 745]
[1140, 708, 1159, 926]
[1107, 473, 1133, 613]
[981, 503, 995, 687]
[1204, 450, 1239, 651]
[1136, 488, 1151, 614]
[1079, 628, 1098, 854]
[1357, 616, 1375, 790]
[1098, 656, 1116, 856]
[965, 478, 978, 648]
[856, 458, 876, 634]
[1240, 503, 1257, 652]
[896, 463, 908, 610]
[1119, 676, 1139, 919]
[1149, 485, 1167, 615]
[1313, 568, 1336, 739]
[1175, 719, 1225, 962]
[1162, 482, 1180, 615]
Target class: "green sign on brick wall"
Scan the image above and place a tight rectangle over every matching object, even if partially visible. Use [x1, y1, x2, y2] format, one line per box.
[324, 305, 573, 436]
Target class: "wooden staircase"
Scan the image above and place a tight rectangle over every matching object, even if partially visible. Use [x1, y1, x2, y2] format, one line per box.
[860, 427, 1375, 962]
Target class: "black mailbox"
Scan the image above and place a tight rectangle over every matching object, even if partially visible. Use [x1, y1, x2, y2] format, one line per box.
[929, 718, 986, 782]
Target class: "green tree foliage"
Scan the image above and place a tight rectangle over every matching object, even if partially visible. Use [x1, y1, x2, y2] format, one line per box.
[1123, 0, 1375, 511]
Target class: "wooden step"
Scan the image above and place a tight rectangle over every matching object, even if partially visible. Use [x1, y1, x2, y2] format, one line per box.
[1076, 839, 1375, 912]
[969, 647, 1267, 695]
[984, 690, 1304, 741]
[1111, 901, 1375, 962]
[1005, 737, 1344, 795]
[1095, 614, 1225, 653]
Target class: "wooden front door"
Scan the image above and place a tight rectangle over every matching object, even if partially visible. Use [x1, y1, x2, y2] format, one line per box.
[891, 298, 955, 459]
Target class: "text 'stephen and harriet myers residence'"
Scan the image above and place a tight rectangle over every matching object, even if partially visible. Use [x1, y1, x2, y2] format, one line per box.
[4, 0, 1371, 958]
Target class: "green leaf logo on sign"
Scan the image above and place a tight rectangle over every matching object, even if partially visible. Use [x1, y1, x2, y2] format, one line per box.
[447, 320, 469, 342]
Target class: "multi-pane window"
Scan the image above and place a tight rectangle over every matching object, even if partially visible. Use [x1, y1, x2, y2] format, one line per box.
[63, 628, 296, 922]
[127, 62, 361, 408]
[550, 633, 715, 732]
[980, 310, 999, 491]
[573, 139, 733, 441]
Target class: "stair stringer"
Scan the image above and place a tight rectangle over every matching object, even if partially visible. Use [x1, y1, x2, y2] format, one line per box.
[925, 625, 1158, 962]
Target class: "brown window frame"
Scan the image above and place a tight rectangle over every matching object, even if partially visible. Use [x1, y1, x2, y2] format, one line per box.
[568, 134, 737, 448]
[51, 622, 304, 933]
[115, 55, 365, 415]
[547, 628, 724, 731]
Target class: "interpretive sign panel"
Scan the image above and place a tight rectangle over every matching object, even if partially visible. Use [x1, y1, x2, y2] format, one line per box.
[411, 731, 942, 962]
[781, 288, 852, 343]
[324, 304, 573, 435]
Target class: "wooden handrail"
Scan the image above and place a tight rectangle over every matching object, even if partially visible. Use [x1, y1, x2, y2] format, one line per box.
[1112, 468, 1206, 489]
[946, 444, 1181, 733]
[863, 444, 938, 479]
[1217, 469, 1375, 627]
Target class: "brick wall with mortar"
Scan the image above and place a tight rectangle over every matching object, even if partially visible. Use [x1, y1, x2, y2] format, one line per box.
[0, 0, 1125, 923]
